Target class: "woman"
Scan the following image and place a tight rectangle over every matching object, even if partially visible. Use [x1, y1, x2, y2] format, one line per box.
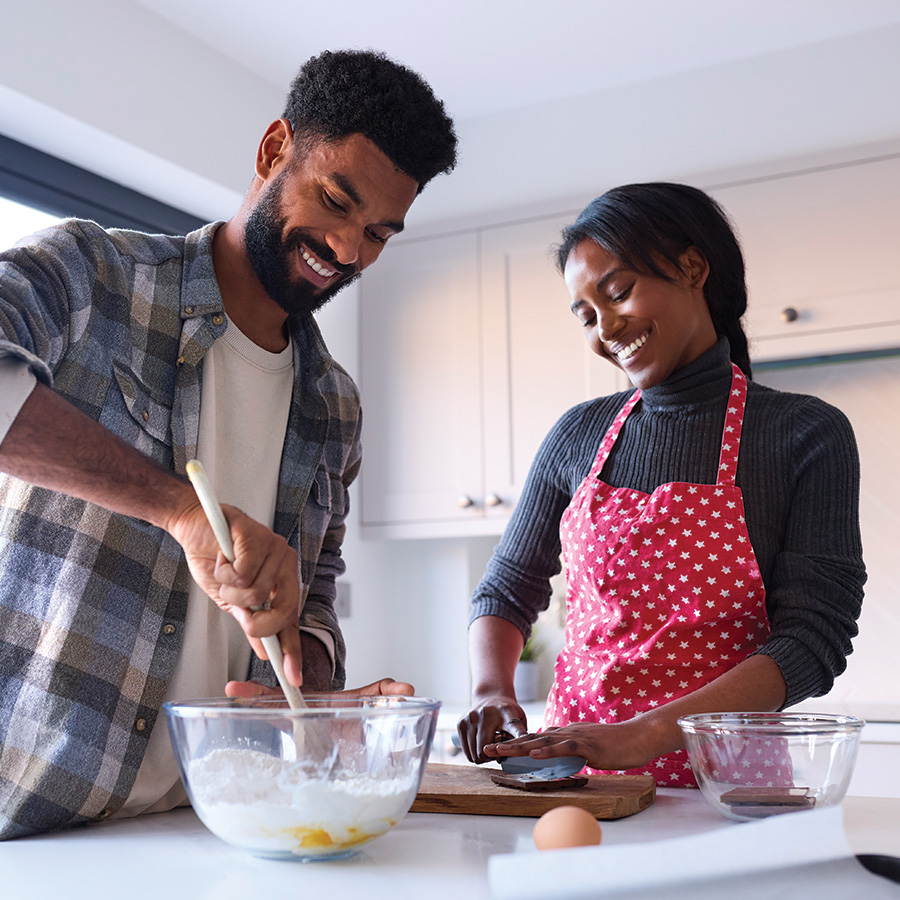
[457, 183, 865, 785]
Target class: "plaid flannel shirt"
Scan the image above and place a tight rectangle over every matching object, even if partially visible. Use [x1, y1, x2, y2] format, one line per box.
[0, 220, 361, 839]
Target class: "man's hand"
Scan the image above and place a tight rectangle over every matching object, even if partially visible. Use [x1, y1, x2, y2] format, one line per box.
[166, 498, 304, 685]
[225, 676, 416, 699]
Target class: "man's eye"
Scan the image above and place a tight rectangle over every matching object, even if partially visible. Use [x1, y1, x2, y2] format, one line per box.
[366, 228, 389, 244]
[324, 193, 345, 212]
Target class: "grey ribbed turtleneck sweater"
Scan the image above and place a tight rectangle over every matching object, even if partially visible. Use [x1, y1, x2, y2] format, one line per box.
[469, 338, 866, 708]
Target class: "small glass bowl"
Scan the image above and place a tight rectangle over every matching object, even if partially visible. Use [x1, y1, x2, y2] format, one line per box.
[165, 694, 440, 860]
[677, 712, 865, 821]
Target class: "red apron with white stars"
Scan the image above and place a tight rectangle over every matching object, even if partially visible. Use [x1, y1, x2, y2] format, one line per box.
[545, 364, 772, 786]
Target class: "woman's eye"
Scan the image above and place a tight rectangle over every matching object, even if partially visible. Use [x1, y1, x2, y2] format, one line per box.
[581, 314, 597, 329]
[612, 285, 632, 303]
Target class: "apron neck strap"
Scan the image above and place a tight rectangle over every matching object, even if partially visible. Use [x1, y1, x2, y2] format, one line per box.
[590, 363, 748, 484]
[716, 363, 747, 486]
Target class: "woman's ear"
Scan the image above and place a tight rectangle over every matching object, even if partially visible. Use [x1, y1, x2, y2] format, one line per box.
[680, 246, 710, 291]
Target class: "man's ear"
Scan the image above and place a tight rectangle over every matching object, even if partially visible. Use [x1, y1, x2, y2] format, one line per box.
[680, 246, 710, 291]
[255, 118, 294, 182]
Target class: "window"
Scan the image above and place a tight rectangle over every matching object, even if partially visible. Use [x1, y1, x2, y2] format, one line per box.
[0, 133, 204, 236]
[0, 195, 61, 251]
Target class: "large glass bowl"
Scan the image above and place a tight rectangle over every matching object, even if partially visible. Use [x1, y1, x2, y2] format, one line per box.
[164, 694, 440, 860]
[677, 712, 865, 822]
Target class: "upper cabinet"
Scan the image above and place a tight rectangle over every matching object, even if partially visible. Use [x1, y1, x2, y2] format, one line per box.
[711, 155, 900, 362]
[357, 153, 900, 538]
[358, 214, 625, 539]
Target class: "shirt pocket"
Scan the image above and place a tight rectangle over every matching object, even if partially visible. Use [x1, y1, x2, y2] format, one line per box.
[104, 359, 173, 462]
[310, 467, 347, 518]
[298, 467, 347, 587]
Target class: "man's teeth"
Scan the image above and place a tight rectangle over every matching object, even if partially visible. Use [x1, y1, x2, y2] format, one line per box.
[617, 334, 647, 361]
[301, 249, 336, 277]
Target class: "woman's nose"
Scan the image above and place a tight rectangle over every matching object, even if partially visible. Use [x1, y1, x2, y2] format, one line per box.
[598, 307, 624, 342]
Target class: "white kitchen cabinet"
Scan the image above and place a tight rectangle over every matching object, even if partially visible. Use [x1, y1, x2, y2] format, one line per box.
[358, 215, 625, 538]
[711, 155, 900, 362]
[358, 231, 483, 536]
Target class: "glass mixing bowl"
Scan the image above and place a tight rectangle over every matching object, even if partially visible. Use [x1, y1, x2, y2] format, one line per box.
[677, 712, 865, 822]
[165, 694, 440, 860]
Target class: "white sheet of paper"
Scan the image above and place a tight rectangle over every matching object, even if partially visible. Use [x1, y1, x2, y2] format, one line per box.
[488, 805, 855, 899]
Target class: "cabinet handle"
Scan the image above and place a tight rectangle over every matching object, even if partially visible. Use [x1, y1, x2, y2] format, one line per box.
[457, 494, 475, 509]
[484, 492, 503, 508]
[780, 307, 799, 323]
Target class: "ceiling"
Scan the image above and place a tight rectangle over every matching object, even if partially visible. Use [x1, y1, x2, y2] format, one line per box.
[133, 0, 900, 123]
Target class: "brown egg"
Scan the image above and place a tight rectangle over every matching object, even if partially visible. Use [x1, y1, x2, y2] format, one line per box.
[533, 805, 603, 851]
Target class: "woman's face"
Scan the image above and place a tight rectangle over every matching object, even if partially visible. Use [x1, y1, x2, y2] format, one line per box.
[564, 238, 718, 390]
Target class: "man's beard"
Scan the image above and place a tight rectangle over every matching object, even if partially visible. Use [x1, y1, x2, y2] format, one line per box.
[244, 175, 359, 318]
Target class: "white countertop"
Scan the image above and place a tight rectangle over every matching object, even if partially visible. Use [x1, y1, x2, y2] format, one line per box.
[2, 790, 899, 900]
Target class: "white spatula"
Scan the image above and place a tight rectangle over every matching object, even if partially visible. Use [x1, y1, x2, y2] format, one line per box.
[185, 459, 307, 711]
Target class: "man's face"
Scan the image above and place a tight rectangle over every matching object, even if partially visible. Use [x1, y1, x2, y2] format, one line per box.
[244, 132, 420, 318]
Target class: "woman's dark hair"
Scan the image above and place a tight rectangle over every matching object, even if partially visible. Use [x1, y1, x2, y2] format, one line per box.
[283, 49, 458, 193]
[556, 183, 752, 378]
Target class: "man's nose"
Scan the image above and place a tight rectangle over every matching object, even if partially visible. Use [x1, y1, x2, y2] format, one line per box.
[325, 226, 362, 267]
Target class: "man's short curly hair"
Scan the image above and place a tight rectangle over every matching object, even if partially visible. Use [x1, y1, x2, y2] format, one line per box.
[283, 49, 458, 193]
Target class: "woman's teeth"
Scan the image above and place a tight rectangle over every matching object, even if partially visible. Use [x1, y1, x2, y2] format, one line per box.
[617, 334, 647, 361]
[301, 248, 336, 278]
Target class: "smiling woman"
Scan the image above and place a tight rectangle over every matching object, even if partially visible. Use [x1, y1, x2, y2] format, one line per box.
[458, 182, 866, 787]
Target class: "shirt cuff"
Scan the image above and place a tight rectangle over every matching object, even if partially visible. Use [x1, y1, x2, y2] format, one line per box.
[299, 626, 336, 678]
[0, 356, 37, 447]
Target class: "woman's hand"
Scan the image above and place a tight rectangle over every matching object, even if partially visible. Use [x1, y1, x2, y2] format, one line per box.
[457, 694, 528, 764]
[483, 717, 666, 772]
[461, 616, 531, 763]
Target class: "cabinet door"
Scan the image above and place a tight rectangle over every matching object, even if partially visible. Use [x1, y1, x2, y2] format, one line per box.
[712, 157, 900, 361]
[358, 232, 483, 531]
[480, 216, 625, 516]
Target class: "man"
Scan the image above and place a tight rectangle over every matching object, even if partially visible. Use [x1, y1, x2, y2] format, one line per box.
[0, 49, 457, 839]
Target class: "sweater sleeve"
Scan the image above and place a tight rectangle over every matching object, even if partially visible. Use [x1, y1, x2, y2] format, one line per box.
[753, 395, 866, 708]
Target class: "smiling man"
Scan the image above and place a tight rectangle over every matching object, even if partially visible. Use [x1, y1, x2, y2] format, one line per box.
[0, 49, 457, 839]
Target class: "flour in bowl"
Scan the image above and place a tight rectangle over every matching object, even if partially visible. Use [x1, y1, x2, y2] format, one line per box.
[187, 747, 419, 858]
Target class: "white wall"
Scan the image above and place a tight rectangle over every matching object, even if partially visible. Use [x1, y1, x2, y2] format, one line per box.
[420, 25, 900, 228]
[0, 0, 273, 220]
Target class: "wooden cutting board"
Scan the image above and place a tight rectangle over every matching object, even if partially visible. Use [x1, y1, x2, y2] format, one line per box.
[410, 763, 655, 819]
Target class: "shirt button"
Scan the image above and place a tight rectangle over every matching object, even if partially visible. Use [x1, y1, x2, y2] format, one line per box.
[142, 409, 149, 422]
[135, 718, 147, 732]
[162, 624, 176, 635]
[97, 808, 112, 820]
[176, 356, 185, 367]
[212, 314, 224, 326]
[184, 306, 194, 315]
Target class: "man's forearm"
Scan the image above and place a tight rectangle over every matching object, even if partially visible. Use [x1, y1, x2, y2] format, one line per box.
[0, 381, 193, 530]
